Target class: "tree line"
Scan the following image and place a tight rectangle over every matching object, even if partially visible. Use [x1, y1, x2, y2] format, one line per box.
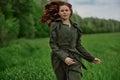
[0, 0, 120, 46]
[71, 13, 120, 34]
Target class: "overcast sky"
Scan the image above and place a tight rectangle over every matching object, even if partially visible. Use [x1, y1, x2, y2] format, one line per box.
[68, 0, 120, 21]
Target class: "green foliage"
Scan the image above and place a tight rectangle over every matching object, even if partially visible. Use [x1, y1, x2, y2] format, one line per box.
[66, 12, 120, 34]
[0, 0, 49, 40]
[0, 33, 120, 80]
[18, 13, 36, 38]
[35, 24, 49, 38]
[0, 0, 37, 46]
[0, 12, 19, 46]
[71, 13, 120, 34]
[33, 3, 49, 38]
[11, 0, 36, 38]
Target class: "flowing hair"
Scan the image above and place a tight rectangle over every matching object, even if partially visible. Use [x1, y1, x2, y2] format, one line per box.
[40, 0, 73, 26]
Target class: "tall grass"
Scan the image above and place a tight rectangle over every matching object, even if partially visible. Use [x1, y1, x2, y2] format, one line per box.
[0, 32, 120, 80]
[81, 33, 120, 80]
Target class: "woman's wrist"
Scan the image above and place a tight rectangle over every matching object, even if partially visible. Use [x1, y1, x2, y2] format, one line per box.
[93, 57, 101, 64]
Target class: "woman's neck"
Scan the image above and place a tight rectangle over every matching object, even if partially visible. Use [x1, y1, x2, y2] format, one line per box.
[62, 19, 71, 27]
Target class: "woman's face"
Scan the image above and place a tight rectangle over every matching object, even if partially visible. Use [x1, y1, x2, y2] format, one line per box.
[58, 5, 71, 20]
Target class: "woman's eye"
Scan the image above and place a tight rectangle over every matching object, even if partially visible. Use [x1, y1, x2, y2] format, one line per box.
[65, 9, 68, 12]
[60, 9, 69, 12]
[60, 10, 64, 12]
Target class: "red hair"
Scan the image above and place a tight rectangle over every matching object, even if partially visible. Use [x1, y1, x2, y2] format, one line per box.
[40, 1, 72, 26]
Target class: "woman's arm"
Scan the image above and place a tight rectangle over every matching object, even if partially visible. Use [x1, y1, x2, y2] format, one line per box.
[75, 28, 95, 62]
[75, 29, 101, 64]
[49, 22, 69, 61]
[76, 36, 95, 62]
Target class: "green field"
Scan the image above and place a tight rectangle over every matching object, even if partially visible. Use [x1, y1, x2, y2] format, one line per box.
[0, 32, 120, 80]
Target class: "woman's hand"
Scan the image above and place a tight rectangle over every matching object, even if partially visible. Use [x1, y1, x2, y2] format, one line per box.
[93, 58, 101, 64]
[65, 57, 76, 66]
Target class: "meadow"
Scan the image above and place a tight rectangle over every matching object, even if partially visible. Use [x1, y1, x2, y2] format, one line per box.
[0, 32, 120, 80]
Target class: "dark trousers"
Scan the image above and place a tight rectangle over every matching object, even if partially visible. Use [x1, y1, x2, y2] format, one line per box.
[51, 54, 82, 80]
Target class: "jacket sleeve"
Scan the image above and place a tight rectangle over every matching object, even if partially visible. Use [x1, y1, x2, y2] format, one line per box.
[49, 22, 69, 61]
[76, 29, 95, 62]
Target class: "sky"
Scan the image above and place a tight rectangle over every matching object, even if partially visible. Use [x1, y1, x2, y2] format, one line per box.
[68, 0, 120, 21]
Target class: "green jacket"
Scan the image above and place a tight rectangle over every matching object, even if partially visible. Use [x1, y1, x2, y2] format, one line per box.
[49, 18, 95, 69]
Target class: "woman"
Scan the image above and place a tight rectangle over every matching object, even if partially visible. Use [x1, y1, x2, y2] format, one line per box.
[41, 1, 101, 80]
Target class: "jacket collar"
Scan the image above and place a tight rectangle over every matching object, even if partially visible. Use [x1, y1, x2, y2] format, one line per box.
[55, 18, 82, 33]
[55, 18, 77, 26]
